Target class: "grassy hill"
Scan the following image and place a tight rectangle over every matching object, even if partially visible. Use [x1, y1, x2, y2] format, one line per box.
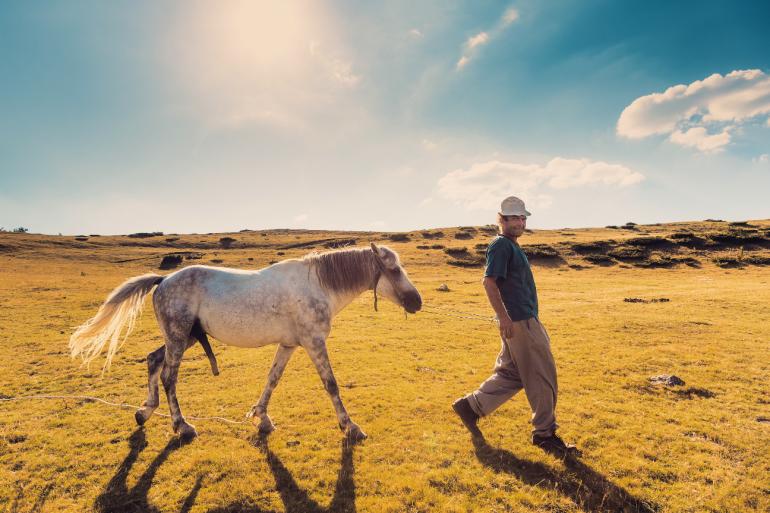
[1, 219, 769, 512]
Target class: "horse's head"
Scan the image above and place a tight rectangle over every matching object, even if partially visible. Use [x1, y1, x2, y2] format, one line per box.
[370, 243, 422, 314]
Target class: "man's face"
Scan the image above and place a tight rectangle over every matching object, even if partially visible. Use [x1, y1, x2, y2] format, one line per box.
[501, 215, 527, 237]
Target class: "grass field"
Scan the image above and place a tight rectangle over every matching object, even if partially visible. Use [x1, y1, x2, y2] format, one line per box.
[1, 221, 769, 513]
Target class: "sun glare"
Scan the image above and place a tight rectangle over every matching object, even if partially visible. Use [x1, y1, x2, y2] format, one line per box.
[167, 0, 346, 127]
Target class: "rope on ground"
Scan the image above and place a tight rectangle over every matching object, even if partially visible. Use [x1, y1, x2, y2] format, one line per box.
[420, 304, 497, 323]
[0, 394, 252, 426]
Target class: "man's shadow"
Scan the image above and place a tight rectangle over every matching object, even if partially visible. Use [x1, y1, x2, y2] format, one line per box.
[472, 436, 658, 513]
[208, 434, 356, 513]
[94, 428, 203, 513]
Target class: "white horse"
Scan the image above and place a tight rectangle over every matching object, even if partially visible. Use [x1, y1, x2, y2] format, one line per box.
[69, 243, 422, 442]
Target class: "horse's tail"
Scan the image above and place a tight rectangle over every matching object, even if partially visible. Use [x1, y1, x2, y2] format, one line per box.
[69, 273, 164, 371]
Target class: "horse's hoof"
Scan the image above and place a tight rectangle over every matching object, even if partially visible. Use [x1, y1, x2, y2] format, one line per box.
[135, 408, 154, 426]
[175, 421, 198, 440]
[345, 425, 367, 444]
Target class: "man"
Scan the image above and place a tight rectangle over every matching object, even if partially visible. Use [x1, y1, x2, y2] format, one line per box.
[452, 196, 577, 457]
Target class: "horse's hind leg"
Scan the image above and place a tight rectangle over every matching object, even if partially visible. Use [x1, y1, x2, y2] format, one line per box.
[161, 338, 197, 439]
[135, 345, 165, 426]
[304, 336, 367, 443]
[246, 344, 296, 433]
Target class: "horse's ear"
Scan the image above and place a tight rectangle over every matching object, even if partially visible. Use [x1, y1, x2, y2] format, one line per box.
[370, 242, 381, 255]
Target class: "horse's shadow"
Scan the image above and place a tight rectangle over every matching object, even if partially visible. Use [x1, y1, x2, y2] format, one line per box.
[472, 436, 659, 513]
[95, 428, 202, 513]
[208, 434, 356, 513]
[95, 429, 355, 513]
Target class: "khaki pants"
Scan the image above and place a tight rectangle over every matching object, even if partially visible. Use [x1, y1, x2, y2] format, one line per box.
[466, 317, 558, 437]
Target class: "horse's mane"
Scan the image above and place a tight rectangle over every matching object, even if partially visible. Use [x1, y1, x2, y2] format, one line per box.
[305, 247, 378, 293]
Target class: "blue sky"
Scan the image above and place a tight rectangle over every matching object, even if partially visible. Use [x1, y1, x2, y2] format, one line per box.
[1, 1, 769, 234]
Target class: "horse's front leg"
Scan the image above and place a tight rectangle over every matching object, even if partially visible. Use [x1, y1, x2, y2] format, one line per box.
[304, 337, 367, 443]
[246, 344, 296, 433]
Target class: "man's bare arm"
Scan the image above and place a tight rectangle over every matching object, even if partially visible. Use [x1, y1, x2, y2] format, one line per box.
[483, 276, 515, 339]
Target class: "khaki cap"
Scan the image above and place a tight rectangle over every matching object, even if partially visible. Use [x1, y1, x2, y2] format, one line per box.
[499, 196, 531, 217]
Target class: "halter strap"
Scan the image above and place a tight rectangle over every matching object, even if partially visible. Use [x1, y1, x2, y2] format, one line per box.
[371, 246, 405, 311]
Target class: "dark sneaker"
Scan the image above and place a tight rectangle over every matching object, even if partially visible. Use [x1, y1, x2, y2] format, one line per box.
[532, 433, 580, 457]
[452, 397, 482, 438]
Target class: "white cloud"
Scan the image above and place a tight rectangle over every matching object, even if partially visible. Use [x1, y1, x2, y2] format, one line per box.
[409, 28, 423, 39]
[456, 5, 519, 72]
[754, 153, 769, 164]
[437, 158, 644, 210]
[502, 7, 519, 26]
[456, 56, 470, 70]
[467, 32, 489, 49]
[617, 69, 770, 152]
[668, 127, 731, 153]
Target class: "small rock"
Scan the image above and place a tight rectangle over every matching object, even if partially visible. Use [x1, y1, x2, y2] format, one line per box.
[757, 416, 770, 423]
[436, 284, 450, 292]
[649, 374, 685, 386]
[286, 440, 300, 447]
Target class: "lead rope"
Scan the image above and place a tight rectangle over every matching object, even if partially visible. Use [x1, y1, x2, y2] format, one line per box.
[0, 394, 252, 426]
[372, 268, 381, 312]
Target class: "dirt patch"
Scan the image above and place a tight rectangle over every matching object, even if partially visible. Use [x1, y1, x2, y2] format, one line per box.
[522, 244, 560, 260]
[219, 237, 237, 249]
[479, 226, 498, 235]
[709, 231, 768, 248]
[584, 254, 616, 266]
[447, 258, 484, 268]
[159, 255, 183, 270]
[669, 232, 708, 248]
[280, 238, 355, 250]
[713, 256, 741, 268]
[571, 241, 610, 255]
[324, 238, 356, 249]
[633, 253, 678, 268]
[128, 232, 164, 238]
[625, 237, 677, 250]
[444, 247, 469, 257]
[674, 387, 716, 399]
[608, 246, 648, 261]
[743, 255, 770, 265]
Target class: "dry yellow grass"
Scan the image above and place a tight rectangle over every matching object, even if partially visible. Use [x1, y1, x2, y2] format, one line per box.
[1, 221, 769, 512]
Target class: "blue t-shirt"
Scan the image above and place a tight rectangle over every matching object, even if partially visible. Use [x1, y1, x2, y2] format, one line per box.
[484, 236, 539, 321]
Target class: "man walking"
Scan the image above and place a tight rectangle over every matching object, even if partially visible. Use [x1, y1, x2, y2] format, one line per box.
[452, 196, 577, 456]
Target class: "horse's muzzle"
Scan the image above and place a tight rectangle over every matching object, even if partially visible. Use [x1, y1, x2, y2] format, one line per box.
[403, 291, 422, 314]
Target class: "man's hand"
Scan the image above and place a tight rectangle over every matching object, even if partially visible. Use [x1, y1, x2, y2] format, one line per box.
[498, 315, 516, 339]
